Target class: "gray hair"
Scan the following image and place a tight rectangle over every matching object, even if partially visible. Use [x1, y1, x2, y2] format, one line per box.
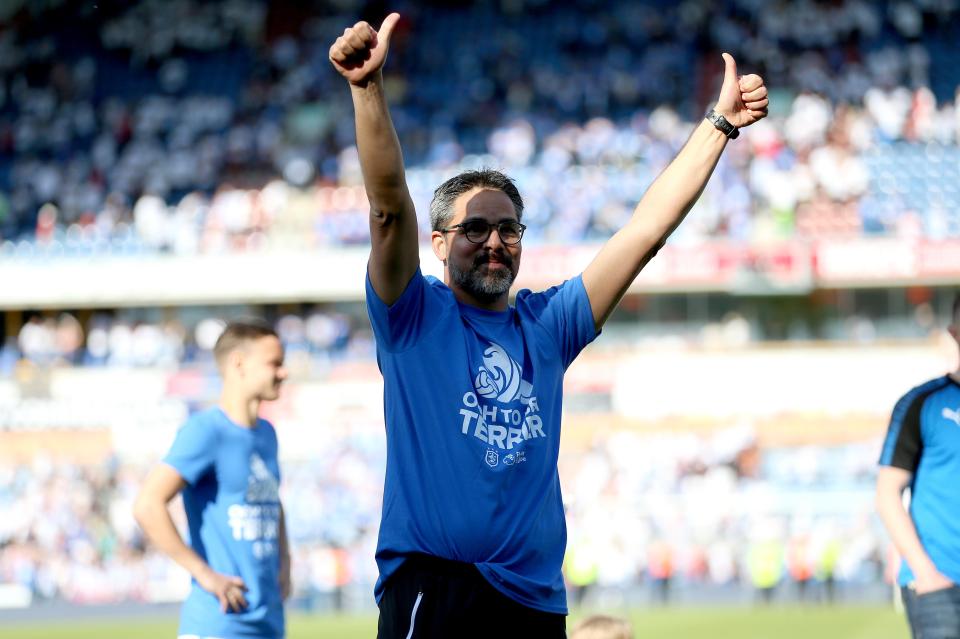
[428, 168, 524, 231]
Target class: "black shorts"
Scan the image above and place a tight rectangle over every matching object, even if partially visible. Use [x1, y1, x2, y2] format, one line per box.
[377, 554, 567, 639]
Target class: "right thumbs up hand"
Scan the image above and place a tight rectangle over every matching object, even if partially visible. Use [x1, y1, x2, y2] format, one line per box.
[328, 13, 401, 87]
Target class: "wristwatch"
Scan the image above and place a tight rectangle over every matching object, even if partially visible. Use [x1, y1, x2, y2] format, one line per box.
[705, 109, 739, 139]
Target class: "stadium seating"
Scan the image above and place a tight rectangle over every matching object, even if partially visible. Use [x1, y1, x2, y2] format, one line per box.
[2, 0, 959, 611]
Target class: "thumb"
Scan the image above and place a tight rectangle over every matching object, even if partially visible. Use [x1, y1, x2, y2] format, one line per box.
[230, 577, 248, 591]
[377, 12, 401, 47]
[721, 52, 738, 90]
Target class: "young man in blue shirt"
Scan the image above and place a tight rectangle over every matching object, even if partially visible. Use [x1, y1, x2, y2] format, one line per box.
[134, 321, 290, 639]
[330, 12, 768, 637]
[877, 295, 960, 639]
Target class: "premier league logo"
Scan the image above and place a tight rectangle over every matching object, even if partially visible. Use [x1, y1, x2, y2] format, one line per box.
[485, 449, 499, 467]
[503, 451, 526, 466]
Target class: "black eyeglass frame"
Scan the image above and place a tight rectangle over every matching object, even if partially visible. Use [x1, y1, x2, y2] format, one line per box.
[438, 220, 527, 245]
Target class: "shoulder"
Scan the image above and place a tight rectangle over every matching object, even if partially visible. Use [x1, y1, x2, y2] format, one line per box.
[178, 408, 223, 440]
[889, 376, 952, 425]
[424, 274, 455, 299]
[896, 376, 951, 408]
[165, 408, 222, 464]
[183, 407, 220, 428]
[420, 274, 460, 318]
[374, 270, 455, 311]
[514, 276, 585, 313]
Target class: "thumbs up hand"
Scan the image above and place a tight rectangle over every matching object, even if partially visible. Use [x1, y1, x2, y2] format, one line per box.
[715, 53, 768, 128]
[329, 13, 401, 87]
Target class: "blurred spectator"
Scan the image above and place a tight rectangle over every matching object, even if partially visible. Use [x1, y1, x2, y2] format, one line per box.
[0, 0, 953, 611]
[0, 419, 891, 607]
[1, 0, 959, 254]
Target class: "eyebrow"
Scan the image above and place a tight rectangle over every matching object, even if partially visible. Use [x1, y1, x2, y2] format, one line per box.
[461, 217, 518, 224]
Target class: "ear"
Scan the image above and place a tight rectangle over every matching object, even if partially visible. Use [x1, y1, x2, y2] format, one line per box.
[226, 349, 245, 376]
[431, 231, 447, 263]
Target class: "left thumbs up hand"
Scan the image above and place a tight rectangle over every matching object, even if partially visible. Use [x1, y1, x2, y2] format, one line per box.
[714, 52, 769, 128]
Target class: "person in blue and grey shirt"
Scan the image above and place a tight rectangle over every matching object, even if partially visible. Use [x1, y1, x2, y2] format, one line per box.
[877, 294, 960, 639]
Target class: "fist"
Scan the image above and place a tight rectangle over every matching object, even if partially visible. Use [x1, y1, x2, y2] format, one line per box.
[329, 13, 400, 86]
[715, 53, 768, 129]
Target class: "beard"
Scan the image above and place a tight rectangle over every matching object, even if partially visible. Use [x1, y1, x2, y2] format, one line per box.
[449, 251, 516, 304]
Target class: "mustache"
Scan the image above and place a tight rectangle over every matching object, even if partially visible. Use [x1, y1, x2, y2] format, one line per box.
[473, 250, 513, 268]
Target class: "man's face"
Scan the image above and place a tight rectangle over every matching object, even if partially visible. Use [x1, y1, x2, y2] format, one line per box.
[240, 335, 287, 401]
[432, 187, 522, 305]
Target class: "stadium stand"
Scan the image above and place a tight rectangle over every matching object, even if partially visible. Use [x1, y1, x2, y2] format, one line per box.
[1, 0, 959, 613]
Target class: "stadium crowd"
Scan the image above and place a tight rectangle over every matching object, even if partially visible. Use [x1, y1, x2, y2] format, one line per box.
[1, 0, 960, 255]
[7, 308, 361, 372]
[0, 425, 888, 608]
[0, 0, 955, 613]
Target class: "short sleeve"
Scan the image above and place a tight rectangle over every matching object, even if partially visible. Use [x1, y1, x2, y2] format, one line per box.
[163, 417, 219, 485]
[517, 275, 597, 369]
[879, 391, 925, 473]
[365, 266, 447, 353]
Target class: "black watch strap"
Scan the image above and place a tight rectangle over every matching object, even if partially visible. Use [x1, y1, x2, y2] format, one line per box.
[705, 109, 739, 139]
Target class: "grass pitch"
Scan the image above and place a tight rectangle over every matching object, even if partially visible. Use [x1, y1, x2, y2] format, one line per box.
[5, 605, 907, 638]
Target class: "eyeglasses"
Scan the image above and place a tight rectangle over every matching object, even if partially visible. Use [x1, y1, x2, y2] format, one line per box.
[439, 219, 527, 245]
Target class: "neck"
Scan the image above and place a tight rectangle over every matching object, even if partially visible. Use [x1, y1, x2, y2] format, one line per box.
[447, 279, 509, 312]
[219, 388, 260, 428]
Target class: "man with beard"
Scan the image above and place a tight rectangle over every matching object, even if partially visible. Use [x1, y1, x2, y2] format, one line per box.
[329, 12, 768, 637]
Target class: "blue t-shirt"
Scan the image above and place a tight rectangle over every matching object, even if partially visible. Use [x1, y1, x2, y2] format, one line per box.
[163, 407, 285, 639]
[879, 375, 960, 586]
[366, 268, 597, 614]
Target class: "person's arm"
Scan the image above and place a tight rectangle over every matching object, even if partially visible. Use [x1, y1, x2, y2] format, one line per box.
[278, 503, 291, 600]
[875, 466, 954, 594]
[329, 13, 419, 306]
[133, 463, 249, 612]
[582, 54, 768, 331]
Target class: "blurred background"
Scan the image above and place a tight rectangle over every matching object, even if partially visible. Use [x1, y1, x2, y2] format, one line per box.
[1, 0, 959, 635]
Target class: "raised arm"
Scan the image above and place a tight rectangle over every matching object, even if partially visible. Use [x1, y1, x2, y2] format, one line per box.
[329, 13, 419, 305]
[876, 466, 955, 594]
[581, 54, 768, 331]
